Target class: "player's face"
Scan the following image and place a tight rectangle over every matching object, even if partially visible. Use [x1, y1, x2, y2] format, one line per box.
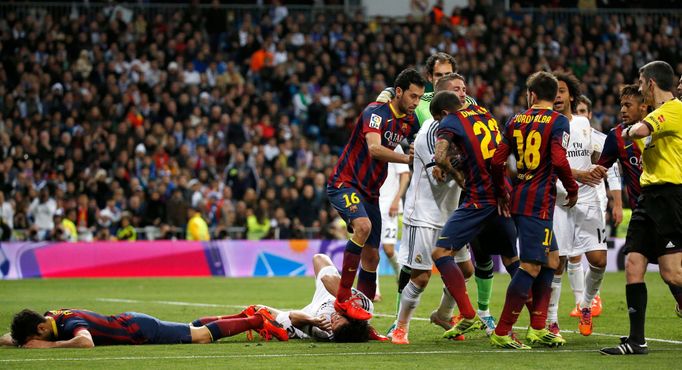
[396, 83, 425, 115]
[430, 60, 454, 85]
[451, 79, 467, 104]
[330, 312, 350, 332]
[620, 95, 645, 125]
[554, 81, 572, 115]
[576, 102, 591, 119]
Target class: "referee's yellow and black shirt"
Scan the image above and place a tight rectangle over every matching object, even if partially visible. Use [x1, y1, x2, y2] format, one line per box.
[637, 98, 682, 187]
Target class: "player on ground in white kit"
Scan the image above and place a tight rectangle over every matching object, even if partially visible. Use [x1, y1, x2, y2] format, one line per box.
[548, 72, 608, 337]
[272, 254, 380, 342]
[375, 147, 411, 301]
[573, 95, 622, 317]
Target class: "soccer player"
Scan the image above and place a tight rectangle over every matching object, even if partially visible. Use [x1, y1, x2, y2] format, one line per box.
[601, 61, 682, 355]
[2, 306, 289, 348]
[375, 145, 411, 301]
[490, 71, 578, 349]
[327, 68, 425, 320]
[428, 89, 518, 341]
[546, 72, 608, 337]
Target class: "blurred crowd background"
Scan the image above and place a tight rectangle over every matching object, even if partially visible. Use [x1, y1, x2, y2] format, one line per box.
[0, 0, 680, 241]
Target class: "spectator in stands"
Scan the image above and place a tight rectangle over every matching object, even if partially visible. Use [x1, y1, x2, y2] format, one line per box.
[27, 187, 57, 241]
[186, 206, 210, 241]
[116, 213, 137, 241]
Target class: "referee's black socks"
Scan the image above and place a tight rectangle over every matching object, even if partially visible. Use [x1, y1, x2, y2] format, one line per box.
[626, 282, 647, 345]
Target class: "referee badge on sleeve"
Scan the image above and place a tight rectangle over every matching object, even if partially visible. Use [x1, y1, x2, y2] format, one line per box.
[562, 132, 570, 149]
[369, 114, 382, 129]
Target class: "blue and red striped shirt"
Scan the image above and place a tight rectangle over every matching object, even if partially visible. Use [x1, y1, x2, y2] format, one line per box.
[492, 108, 578, 220]
[436, 104, 500, 208]
[328, 102, 419, 203]
[597, 123, 642, 209]
[46, 309, 148, 345]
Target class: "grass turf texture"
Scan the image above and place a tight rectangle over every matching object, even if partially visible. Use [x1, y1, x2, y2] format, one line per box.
[1, 273, 679, 369]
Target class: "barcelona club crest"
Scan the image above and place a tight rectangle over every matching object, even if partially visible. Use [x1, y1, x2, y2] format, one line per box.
[349, 205, 358, 213]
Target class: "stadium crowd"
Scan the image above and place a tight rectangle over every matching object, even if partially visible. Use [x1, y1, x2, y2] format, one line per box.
[0, 1, 680, 241]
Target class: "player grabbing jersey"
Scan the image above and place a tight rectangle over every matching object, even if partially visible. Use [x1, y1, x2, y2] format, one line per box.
[491, 71, 578, 350]
[327, 68, 424, 320]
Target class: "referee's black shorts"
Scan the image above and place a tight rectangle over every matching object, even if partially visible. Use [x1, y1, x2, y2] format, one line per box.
[624, 184, 682, 263]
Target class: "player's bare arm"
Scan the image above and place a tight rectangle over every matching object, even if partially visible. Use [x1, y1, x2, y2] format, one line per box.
[288, 311, 332, 332]
[1, 333, 16, 346]
[23, 329, 94, 349]
[433, 139, 463, 185]
[623, 121, 651, 139]
[366, 132, 411, 164]
[390, 172, 410, 217]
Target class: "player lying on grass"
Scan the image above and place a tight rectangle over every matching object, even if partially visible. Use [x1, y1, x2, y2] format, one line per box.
[1, 305, 290, 348]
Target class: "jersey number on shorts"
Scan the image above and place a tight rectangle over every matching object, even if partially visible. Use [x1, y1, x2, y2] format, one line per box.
[473, 119, 501, 160]
[343, 193, 360, 208]
[513, 129, 542, 170]
[384, 227, 397, 239]
[542, 228, 553, 246]
[596, 228, 607, 243]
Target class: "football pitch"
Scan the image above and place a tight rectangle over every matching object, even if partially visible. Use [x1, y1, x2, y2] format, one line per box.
[1, 273, 679, 369]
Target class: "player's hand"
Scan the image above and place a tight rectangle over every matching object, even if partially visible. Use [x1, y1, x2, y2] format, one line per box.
[452, 169, 466, 188]
[576, 168, 603, 187]
[376, 87, 396, 103]
[311, 316, 332, 332]
[589, 164, 607, 179]
[389, 198, 399, 217]
[22, 339, 54, 349]
[497, 193, 511, 218]
[563, 192, 578, 208]
[432, 166, 446, 183]
[611, 203, 623, 228]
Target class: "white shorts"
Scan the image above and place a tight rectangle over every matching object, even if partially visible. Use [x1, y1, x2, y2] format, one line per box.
[553, 203, 607, 258]
[301, 265, 338, 316]
[398, 224, 471, 270]
[381, 213, 399, 245]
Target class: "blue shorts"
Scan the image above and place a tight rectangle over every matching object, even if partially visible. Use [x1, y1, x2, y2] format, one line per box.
[128, 312, 192, 345]
[437, 205, 516, 254]
[513, 215, 557, 265]
[327, 185, 382, 248]
[470, 215, 518, 259]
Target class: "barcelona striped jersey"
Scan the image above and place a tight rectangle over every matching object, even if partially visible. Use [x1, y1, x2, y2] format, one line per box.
[597, 123, 643, 209]
[436, 104, 500, 208]
[46, 309, 153, 345]
[328, 102, 419, 203]
[492, 108, 578, 220]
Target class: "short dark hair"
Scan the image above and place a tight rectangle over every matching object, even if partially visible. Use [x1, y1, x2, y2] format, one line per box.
[425, 52, 458, 77]
[639, 60, 675, 92]
[430, 91, 462, 117]
[620, 84, 643, 103]
[434, 73, 464, 92]
[333, 319, 369, 343]
[577, 95, 592, 113]
[526, 71, 559, 103]
[553, 71, 582, 112]
[11, 309, 46, 346]
[394, 68, 426, 91]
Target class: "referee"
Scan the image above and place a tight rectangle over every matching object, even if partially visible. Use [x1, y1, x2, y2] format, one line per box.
[601, 61, 682, 355]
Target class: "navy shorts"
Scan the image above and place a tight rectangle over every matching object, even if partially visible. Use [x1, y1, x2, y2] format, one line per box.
[327, 185, 382, 248]
[513, 216, 557, 265]
[470, 215, 518, 260]
[437, 205, 516, 254]
[128, 312, 192, 345]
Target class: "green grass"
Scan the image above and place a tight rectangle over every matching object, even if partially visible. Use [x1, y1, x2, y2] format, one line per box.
[1, 273, 680, 369]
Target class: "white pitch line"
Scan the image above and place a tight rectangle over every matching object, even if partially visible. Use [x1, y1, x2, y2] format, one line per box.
[3, 348, 681, 363]
[95, 298, 682, 344]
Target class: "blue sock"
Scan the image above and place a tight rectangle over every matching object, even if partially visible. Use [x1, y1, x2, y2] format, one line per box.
[505, 260, 520, 277]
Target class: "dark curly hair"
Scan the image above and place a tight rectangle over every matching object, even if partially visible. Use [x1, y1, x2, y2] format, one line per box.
[426, 52, 458, 78]
[11, 309, 46, 346]
[332, 319, 369, 343]
[553, 71, 582, 113]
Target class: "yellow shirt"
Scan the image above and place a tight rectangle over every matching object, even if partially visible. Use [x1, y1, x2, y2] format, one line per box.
[187, 214, 210, 241]
[62, 219, 78, 242]
[639, 99, 682, 187]
[246, 215, 270, 240]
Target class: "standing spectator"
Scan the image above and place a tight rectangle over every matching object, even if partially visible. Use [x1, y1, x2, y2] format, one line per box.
[186, 206, 210, 241]
[246, 207, 270, 240]
[165, 188, 189, 236]
[27, 188, 57, 240]
[0, 191, 13, 240]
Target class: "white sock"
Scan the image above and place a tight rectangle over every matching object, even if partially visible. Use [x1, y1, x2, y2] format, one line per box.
[547, 275, 562, 325]
[436, 286, 457, 319]
[388, 253, 400, 275]
[477, 309, 491, 318]
[397, 281, 424, 327]
[567, 261, 584, 305]
[375, 263, 381, 296]
[581, 264, 605, 309]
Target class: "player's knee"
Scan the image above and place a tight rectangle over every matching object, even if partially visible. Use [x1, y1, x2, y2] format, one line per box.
[431, 247, 450, 261]
[625, 256, 647, 283]
[411, 271, 431, 288]
[352, 219, 372, 242]
[458, 260, 474, 279]
[660, 268, 682, 287]
[383, 244, 395, 257]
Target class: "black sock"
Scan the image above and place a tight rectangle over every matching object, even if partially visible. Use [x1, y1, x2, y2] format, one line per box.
[668, 282, 682, 308]
[626, 283, 647, 345]
[397, 266, 412, 293]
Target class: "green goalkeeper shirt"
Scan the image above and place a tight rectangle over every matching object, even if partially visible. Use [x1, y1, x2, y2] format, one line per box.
[414, 92, 478, 125]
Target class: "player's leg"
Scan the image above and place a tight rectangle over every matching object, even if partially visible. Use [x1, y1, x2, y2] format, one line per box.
[358, 202, 382, 301]
[380, 213, 400, 275]
[432, 207, 491, 338]
[436, 247, 473, 332]
[547, 205, 571, 331]
[326, 185, 374, 320]
[657, 249, 682, 316]
[567, 255, 584, 313]
[393, 268, 431, 344]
